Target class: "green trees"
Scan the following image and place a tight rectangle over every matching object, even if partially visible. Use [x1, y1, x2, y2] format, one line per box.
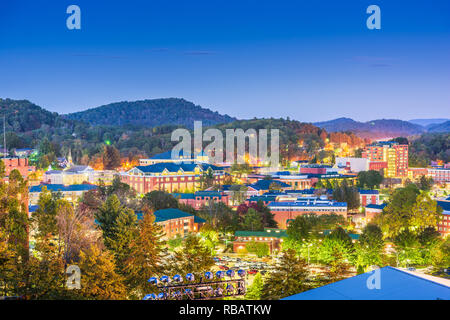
[376, 184, 442, 238]
[142, 191, 179, 211]
[408, 132, 450, 165]
[242, 208, 264, 231]
[168, 234, 215, 280]
[77, 245, 127, 300]
[95, 194, 135, 249]
[245, 272, 264, 300]
[355, 224, 384, 270]
[122, 209, 165, 298]
[102, 145, 121, 170]
[410, 193, 442, 232]
[333, 180, 360, 210]
[245, 241, 270, 257]
[198, 202, 240, 232]
[317, 228, 355, 265]
[357, 170, 384, 190]
[199, 168, 215, 190]
[261, 249, 310, 300]
[286, 216, 312, 243]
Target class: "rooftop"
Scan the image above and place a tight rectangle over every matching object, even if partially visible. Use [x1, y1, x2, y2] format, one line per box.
[235, 229, 287, 238]
[268, 200, 347, 207]
[29, 184, 98, 193]
[283, 266, 450, 300]
[249, 179, 290, 191]
[437, 200, 450, 213]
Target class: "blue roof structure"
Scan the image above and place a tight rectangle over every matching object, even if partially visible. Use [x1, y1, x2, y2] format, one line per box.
[29, 205, 39, 213]
[194, 216, 206, 224]
[150, 150, 190, 160]
[135, 208, 206, 224]
[358, 189, 379, 195]
[29, 184, 98, 193]
[437, 200, 450, 213]
[194, 191, 223, 199]
[283, 266, 450, 300]
[134, 162, 223, 174]
[365, 203, 387, 210]
[247, 195, 279, 203]
[323, 229, 360, 240]
[172, 193, 195, 200]
[154, 208, 193, 222]
[250, 179, 290, 191]
[268, 201, 347, 208]
[150, 150, 208, 160]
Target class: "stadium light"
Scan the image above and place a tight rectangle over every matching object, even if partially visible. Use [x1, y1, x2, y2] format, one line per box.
[148, 277, 158, 285]
[186, 273, 195, 281]
[172, 274, 183, 283]
[226, 269, 235, 278]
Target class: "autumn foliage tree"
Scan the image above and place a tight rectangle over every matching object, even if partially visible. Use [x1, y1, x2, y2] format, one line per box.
[122, 207, 166, 298]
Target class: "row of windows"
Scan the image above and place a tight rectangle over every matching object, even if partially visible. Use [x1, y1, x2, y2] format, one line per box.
[269, 207, 346, 212]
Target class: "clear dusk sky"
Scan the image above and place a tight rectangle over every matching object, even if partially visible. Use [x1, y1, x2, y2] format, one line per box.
[0, 0, 449, 122]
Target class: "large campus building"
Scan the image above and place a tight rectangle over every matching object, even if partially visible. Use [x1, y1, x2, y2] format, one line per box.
[268, 197, 348, 229]
[121, 162, 226, 194]
[362, 141, 408, 178]
[136, 208, 206, 238]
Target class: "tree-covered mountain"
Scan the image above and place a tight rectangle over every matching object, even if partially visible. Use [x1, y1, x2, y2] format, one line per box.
[409, 133, 450, 166]
[408, 118, 449, 128]
[0, 98, 73, 132]
[65, 98, 236, 128]
[314, 118, 426, 139]
[427, 120, 450, 133]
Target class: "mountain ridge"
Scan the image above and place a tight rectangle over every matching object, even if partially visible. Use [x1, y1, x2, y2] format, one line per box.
[314, 117, 427, 139]
[65, 98, 236, 128]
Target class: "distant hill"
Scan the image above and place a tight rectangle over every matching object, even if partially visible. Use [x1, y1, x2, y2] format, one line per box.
[427, 120, 450, 133]
[409, 118, 449, 128]
[0, 98, 71, 132]
[65, 98, 236, 128]
[314, 117, 425, 139]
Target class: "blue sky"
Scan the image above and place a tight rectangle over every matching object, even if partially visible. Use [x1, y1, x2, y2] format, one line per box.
[0, 0, 449, 122]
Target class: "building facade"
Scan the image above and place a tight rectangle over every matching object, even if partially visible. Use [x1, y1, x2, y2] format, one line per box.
[362, 141, 408, 178]
[29, 184, 98, 205]
[268, 198, 348, 229]
[233, 229, 287, 253]
[121, 162, 226, 194]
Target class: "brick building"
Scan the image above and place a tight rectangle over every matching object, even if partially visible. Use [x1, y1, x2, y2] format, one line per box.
[120, 162, 225, 194]
[172, 191, 230, 209]
[233, 228, 287, 253]
[362, 141, 408, 178]
[138, 208, 206, 238]
[268, 198, 348, 229]
[2, 158, 35, 180]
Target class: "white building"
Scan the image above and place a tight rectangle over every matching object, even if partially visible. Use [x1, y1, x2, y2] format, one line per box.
[335, 157, 370, 173]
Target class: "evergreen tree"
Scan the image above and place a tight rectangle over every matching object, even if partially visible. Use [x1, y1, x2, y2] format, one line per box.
[77, 245, 127, 300]
[261, 249, 310, 299]
[242, 208, 264, 231]
[169, 234, 215, 280]
[245, 272, 264, 300]
[123, 208, 166, 298]
[102, 145, 121, 170]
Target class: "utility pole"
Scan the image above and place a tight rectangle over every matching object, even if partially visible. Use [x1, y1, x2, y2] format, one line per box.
[3, 115, 5, 159]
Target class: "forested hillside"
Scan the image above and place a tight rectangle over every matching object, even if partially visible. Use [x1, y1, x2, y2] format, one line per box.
[66, 98, 236, 128]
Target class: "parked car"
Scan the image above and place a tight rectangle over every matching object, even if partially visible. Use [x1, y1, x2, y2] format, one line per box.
[247, 269, 258, 275]
[219, 265, 229, 270]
